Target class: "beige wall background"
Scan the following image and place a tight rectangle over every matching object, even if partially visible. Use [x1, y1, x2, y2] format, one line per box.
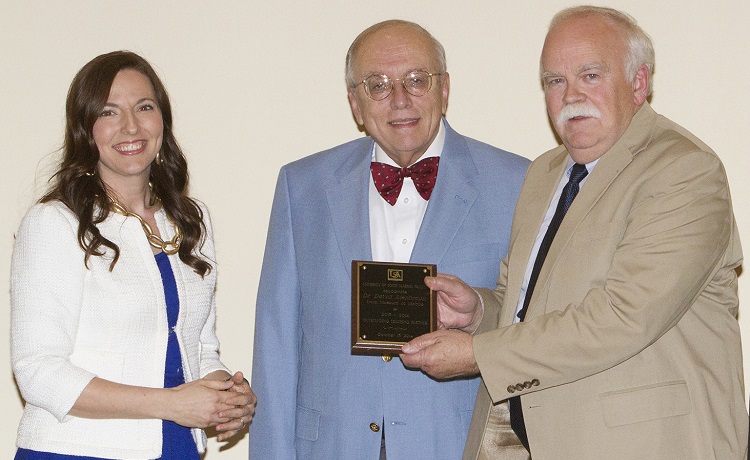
[1, 1, 748, 458]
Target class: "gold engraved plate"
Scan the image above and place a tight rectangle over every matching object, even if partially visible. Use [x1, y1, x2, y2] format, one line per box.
[351, 261, 437, 355]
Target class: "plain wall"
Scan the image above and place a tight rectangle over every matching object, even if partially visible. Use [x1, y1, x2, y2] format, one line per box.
[2, 1, 748, 458]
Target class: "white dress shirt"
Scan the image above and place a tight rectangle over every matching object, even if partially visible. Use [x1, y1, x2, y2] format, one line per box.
[369, 121, 446, 262]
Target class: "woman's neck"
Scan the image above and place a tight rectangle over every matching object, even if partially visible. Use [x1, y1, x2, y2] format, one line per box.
[105, 180, 156, 216]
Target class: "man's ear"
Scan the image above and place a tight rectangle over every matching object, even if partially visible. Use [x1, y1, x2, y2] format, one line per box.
[632, 64, 649, 106]
[348, 89, 364, 125]
[441, 72, 450, 114]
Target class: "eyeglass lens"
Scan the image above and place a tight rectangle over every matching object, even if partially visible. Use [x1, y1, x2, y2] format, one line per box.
[364, 71, 434, 100]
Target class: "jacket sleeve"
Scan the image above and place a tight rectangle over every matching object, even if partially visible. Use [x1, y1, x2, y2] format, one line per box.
[195, 203, 230, 377]
[474, 148, 739, 402]
[249, 167, 302, 459]
[11, 203, 96, 422]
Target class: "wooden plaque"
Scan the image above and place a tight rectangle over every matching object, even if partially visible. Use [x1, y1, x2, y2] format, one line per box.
[351, 261, 437, 356]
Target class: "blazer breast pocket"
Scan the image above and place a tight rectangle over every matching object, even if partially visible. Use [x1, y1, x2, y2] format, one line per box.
[598, 380, 692, 427]
[554, 221, 625, 288]
[440, 242, 500, 268]
[439, 242, 503, 285]
[568, 220, 626, 247]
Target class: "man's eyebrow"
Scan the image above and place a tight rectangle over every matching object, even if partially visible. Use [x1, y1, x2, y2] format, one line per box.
[577, 62, 607, 73]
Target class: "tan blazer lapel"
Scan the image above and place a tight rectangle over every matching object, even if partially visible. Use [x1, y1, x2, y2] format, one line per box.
[521, 105, 660, 321]
[500, 150, 567, 326]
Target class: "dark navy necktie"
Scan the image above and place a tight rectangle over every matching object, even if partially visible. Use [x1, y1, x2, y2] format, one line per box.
[510, 162, 588, 451]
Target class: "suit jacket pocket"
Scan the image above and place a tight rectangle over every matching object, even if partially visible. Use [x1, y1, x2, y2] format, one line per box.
[460, 408, 474, 434]
[568, 220, 625, 246]
[439, 242, 499, 267]
[599, 380, 691, 427]
[295, 405, 320, 441]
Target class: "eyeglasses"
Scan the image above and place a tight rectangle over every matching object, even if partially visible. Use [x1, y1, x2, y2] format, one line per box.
[357, 70, 443, 101]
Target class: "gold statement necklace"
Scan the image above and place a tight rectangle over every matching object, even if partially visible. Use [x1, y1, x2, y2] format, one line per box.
[110, 200, 183, 255]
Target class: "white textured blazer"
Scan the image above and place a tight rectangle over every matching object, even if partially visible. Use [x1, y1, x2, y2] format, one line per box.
[11, 200, 229, 459]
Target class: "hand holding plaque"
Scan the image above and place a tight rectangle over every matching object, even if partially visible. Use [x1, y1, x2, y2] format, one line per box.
[351, 261, 437, 355]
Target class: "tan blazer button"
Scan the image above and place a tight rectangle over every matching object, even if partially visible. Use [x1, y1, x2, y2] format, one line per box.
[515, 383, 525, 392]
[524, 381, 532, 389]
[382, 355, 392, 362]
[370, 422, 380, 432]
[507, 385, 515, 393]
[531, 379, 540, 386]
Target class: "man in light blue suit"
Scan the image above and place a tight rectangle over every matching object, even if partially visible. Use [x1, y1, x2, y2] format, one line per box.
[249, 20, 529, 459]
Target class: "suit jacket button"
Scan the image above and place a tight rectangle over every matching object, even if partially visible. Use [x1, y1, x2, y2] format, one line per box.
[524, 381, 533, 389]
[507, 385, 515, 393]
[531, 379, 540, 386]
[515, 383, 525, 392]
[370, 422, 380, 432]
[382, 355, 392, 362]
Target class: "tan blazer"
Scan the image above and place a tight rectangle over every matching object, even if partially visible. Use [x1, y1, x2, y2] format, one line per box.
[465, 103, 746, 459]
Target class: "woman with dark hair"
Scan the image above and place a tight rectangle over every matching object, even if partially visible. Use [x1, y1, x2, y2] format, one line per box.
[10, 51, 255, 459]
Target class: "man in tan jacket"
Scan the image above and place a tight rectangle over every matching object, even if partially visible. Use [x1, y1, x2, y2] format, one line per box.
[401, 6, 746, 459]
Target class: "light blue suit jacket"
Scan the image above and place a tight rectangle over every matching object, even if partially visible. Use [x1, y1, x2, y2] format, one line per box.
[250, 121, 529, 459]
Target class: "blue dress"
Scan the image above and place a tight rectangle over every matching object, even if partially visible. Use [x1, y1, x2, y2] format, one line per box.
[16, 252, 200, 460]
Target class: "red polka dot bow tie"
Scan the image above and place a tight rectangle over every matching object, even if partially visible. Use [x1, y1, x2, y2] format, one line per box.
[371, 156, 440, 206]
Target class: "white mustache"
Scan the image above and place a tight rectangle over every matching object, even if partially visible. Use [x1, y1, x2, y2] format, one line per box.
[557, 104, 601, 125]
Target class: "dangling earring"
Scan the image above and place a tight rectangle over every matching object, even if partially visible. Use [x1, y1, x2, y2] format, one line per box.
[155, 151, 163, 165]
[85, 170, 95, 177]
[148, 181, 158, 206]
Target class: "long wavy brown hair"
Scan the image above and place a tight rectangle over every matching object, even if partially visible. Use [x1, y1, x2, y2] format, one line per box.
[41, 51, 211, 276]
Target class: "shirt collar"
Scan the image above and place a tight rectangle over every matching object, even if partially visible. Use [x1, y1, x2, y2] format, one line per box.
[565, 155, 599, 176]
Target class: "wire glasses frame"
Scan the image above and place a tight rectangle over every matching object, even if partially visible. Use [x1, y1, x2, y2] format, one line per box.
[357, 70, 443, 101]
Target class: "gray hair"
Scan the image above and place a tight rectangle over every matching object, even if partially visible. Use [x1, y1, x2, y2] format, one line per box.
[345, 20, 447, 88]
[544, 6, 655, 95]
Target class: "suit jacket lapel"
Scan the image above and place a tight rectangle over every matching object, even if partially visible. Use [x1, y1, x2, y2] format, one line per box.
[326, 139, 374, 278]
[410, 122, 478, 266]
[501, 151, 567, 326]
[523, 104, 657, 320]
